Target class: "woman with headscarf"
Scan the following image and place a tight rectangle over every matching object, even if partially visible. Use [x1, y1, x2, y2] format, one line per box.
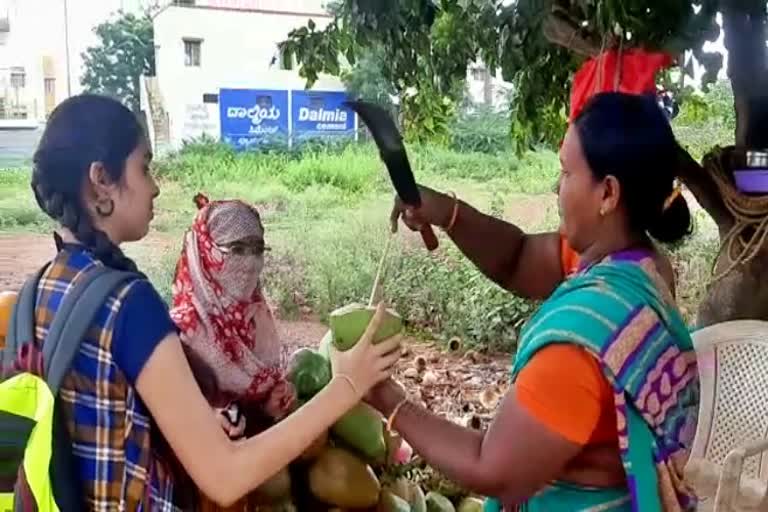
[171, 193, 294, 436]
[170, 194, 298, 510]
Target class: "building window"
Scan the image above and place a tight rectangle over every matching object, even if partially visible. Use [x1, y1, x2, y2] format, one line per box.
[471, 67, 486, 82]
[44, 78, 55, 94]
[184, 39, 202, 67]
[10, 67, 25, 88]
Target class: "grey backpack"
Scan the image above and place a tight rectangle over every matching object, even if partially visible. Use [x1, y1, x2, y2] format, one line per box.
[0, 263, 138, 511]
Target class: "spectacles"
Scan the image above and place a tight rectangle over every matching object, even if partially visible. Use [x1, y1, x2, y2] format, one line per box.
[216, 241, 270, 256]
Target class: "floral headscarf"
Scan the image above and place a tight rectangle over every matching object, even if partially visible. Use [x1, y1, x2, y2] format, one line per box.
[170, 194, 291, 414]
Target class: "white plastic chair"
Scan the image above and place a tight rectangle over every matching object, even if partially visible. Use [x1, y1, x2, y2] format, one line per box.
[684, 320, 768, 511]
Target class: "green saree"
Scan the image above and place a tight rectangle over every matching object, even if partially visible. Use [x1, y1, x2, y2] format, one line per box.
[485, 250, 698, 512]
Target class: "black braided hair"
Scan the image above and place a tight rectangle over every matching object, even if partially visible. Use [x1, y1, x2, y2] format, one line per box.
[31, 94, 142, 272]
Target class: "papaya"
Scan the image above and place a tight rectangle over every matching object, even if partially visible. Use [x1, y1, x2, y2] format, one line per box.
[332, 402, 387, 463]
[378, 489, 411, 512]
[409, 485, 427, 512]
[456, 497, 484, 512]
[252, 467, 292, 504]
[309, 446, 381, 508]
[329, 303, 403, 351]
[287, 348, 331, 399]
[425, 492, 455, 512]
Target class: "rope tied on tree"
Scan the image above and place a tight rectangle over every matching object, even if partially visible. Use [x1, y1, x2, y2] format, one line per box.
[705, 146, 768, 282]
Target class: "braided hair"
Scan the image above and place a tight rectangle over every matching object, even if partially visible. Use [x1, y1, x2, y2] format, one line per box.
[32, 94, 141, 272]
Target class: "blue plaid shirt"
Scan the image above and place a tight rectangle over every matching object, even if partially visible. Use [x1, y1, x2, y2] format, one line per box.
[27, 247, 182, 511]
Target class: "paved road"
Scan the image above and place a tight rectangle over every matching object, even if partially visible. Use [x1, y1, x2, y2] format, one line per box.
[0, 128, 42, 168]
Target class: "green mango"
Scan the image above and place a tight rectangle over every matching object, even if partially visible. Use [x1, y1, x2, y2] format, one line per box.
[378, 489, 412, 512]
[287, 348, 330, 398]
[425, 492, 455, 512]
[332, 402, 387, 463]
[409, 485, 427, 512]
[287, 348, 331, 399]
[309, 446, 381, 508]
[329, 303, 403, 351]
[456, 497, 484, 512]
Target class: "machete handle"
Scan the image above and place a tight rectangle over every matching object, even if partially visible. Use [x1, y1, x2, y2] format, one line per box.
[420, 225, 439, 251]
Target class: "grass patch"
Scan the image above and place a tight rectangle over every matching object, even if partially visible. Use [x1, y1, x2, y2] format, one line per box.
[0, 139, 719, 349]
[0, 170, 52, 231]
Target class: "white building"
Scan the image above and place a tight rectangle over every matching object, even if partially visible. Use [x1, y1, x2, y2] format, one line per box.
[466, 62, 513, 110]
[144, 0, 347, 151]
[143, 0, 512, 151]
[0, 0, 63, 127]
[0, 0, 153, 128]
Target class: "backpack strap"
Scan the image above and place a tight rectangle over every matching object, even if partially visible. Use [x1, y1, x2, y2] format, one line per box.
[42, 266, 138, 394]
[42, 266, 137, 510]
[2, 264, 50, 373]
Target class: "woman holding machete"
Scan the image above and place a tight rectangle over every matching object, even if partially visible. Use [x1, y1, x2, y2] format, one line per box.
[387, 164, 677, 299]
[367, 92, 699, 511]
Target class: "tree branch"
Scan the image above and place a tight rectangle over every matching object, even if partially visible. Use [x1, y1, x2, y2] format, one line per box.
[542, 13, 599, 58]
[721, 1, 768, 148]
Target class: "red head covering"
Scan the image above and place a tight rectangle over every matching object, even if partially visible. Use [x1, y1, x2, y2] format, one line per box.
[569, 48, 673, 122]
[170, 195, 289, 412]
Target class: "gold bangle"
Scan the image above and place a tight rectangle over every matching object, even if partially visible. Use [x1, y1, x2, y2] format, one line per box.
[663, 183, 683, 211]
[444, 192, 459, 232]
[387, 398, 409, 432]
[335, 374, 359, 398]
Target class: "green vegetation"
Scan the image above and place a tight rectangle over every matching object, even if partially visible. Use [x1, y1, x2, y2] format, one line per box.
[281, 1, 730, 151]
[0, 85, 735, 350]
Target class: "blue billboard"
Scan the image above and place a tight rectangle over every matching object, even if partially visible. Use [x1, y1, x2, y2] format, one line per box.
[219, 88, 289, 150]
[291, 90, 355, 141]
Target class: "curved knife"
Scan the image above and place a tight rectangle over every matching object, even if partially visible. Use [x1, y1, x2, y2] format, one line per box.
[344, 100, 439, 251]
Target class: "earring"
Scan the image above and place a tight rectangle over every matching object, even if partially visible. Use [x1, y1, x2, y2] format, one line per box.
[95, 198, 115, 217]
[599, 207, 606, 217]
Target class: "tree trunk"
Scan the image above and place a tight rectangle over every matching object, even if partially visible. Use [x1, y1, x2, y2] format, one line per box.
[722, 1, 768, 149]
[693, 1, 768, 327]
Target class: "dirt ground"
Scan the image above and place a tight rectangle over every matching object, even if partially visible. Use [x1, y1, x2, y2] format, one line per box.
[0, 232, 510, 425]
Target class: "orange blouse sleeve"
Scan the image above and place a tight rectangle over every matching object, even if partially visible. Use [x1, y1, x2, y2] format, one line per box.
[560, 234, 580, 277]
[515, 344, 615, 445]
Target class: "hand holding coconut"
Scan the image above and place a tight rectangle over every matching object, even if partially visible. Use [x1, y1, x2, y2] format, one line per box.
[328, 302, 404, 399]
